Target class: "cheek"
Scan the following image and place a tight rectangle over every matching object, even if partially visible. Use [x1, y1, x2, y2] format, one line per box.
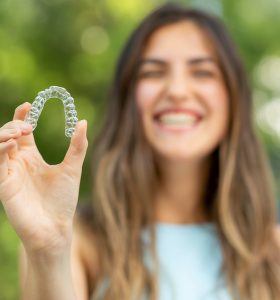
[200, 81, 229, 115]
[135, 81, 164, 113]
[199, 82, 230, 142]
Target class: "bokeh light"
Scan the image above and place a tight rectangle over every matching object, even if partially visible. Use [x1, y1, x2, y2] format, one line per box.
[80, 25, 110, 55]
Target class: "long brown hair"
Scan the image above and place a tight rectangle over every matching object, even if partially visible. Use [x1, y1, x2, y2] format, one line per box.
[78, 3, 280, 299]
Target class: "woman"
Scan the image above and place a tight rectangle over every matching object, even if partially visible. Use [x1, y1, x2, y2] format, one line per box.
[0, 3, 279, 300]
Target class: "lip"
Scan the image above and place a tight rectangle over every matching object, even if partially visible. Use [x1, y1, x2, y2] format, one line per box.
[154, 117, 202, 134]
[154, 107, 203, 120]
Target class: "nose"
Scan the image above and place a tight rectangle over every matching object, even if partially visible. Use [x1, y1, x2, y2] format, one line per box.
[166, 69, 190, 102]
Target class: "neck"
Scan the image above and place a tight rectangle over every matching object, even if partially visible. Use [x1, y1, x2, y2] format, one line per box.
[153, 156, 212, 224]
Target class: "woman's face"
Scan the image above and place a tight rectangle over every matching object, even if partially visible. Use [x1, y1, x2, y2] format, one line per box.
[135, 21, 229, 162]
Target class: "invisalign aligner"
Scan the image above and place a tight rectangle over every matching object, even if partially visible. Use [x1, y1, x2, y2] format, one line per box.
[24, 86, 78, 138]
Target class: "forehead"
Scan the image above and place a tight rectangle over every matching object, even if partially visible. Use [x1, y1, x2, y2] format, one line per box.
[142, 21, 216, 60]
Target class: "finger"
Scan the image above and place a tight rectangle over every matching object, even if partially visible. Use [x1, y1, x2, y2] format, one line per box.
[13, 102, 32, 121]
[0, 139, 17, 183]
[12, 102, 36, 148]
[0, 120, 33, 144]
[0, 128, 22, 143]
[62, 120, 88, 174]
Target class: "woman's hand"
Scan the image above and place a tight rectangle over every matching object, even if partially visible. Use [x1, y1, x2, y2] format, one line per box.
[0, 102, 88, 258]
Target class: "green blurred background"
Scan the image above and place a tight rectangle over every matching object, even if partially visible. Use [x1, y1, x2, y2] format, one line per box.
[0, 0, 280, 298]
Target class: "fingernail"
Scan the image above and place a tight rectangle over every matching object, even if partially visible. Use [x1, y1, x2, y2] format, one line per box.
[80, 120, 87, 128]
[18, 102, 30, 109]
[19, 102, 26, 107]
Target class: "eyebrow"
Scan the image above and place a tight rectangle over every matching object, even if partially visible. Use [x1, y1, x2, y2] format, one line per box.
[138, 57, 216, 67]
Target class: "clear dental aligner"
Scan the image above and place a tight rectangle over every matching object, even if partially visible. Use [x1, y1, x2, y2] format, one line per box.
[24, 86, 78, 138]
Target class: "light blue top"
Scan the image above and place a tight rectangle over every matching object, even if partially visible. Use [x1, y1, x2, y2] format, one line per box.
[141, 223, 232, 300]
[94, 223, 232, 300]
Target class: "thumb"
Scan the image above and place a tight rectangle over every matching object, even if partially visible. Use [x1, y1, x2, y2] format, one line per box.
[62, 120, 88, 172]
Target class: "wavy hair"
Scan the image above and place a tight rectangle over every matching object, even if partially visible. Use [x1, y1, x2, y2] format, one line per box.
[78, 3, 280, 300]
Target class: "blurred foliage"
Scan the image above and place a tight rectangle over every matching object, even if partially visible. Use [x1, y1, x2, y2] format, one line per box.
[0, 0, 280, 298]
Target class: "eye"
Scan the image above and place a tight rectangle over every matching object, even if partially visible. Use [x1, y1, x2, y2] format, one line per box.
[193, 70, 215, 78]
[138, 70, 165, 78]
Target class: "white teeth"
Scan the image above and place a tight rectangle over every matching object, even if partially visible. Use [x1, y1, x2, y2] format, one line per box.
[158, 113, 197, 125]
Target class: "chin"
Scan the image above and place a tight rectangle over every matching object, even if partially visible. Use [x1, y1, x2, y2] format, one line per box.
[153, 148, 214, 164]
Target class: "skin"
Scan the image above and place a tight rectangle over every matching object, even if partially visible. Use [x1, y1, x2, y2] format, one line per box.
[135, 21, 230, 223]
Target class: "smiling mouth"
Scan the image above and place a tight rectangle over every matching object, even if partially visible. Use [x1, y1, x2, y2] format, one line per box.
[153, 113, 202, 133]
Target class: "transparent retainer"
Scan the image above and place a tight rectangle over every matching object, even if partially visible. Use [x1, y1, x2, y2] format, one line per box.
[24, 86, 78, 138]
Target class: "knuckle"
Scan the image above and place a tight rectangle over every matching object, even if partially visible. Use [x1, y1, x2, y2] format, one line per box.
[1, 120, 22, 130]
[0, 123, 10, 131]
